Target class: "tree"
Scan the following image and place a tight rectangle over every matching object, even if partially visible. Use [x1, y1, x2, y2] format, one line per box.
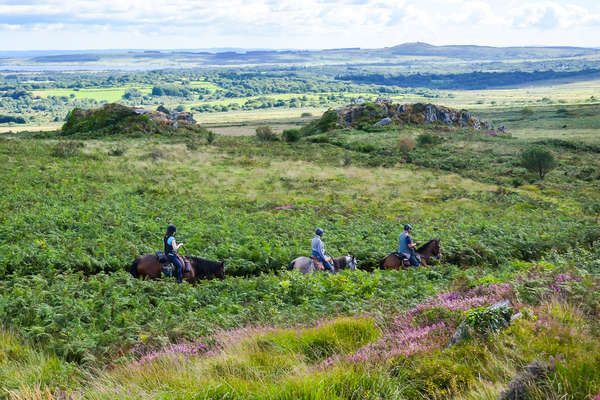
[520, 146, 556, 180]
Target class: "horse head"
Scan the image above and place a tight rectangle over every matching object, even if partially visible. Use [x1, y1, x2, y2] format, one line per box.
[346, 254, 358, 271]
[217, 261, 225, 280]
[431, 239, 442, 260]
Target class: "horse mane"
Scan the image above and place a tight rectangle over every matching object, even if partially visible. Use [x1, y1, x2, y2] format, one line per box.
[187, 255, 221, 266]
[416, 239, 436, 252]
[186, 256, 224, 275]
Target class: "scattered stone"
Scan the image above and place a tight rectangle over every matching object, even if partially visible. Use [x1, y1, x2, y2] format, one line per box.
[374, 117, 393, 126]
[499, 360, 556, 400]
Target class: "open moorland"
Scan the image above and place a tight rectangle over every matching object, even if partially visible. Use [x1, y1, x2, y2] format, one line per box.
[0, 47, 599, 399]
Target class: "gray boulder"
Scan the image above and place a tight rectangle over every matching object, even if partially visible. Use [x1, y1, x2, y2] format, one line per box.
[374, 117, 393, 126]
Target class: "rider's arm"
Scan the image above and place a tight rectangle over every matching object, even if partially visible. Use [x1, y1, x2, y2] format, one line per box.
[172, 238, 184, 250]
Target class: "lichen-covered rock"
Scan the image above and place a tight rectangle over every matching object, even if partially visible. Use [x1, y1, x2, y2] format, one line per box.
[61, 103, 199, 137]
[374, 117, 393, 126]
[333, 101, 500, 134]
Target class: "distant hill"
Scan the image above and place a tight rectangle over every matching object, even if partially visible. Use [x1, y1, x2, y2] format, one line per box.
[6, 42, 600, 68]
[383, 42, 599, 60]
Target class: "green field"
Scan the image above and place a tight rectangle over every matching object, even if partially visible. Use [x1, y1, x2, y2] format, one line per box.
[33, 86, 154, 102]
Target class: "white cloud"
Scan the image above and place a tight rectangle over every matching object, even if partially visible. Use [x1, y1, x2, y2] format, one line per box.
[0, 0, 599, 49]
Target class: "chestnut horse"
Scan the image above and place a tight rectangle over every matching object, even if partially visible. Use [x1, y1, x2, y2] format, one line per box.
[129, 254, 225, 283]
[379, 239, 441, 270]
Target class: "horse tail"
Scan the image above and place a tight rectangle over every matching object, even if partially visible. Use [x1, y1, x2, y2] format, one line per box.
[287, 260, 295, 271]
[129, 258, 140, 278]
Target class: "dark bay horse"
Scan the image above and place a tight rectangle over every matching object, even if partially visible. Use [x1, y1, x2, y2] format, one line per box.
[130, 254, 225, 283]
[287, 255, 358, 275]
[379, 239, 441, 270]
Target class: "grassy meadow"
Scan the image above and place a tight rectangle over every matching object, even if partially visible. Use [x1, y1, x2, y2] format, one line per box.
[0, 70, 600, 398]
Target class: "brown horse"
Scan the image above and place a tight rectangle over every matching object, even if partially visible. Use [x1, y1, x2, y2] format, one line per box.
[129, 254, 225, 283]
[379, 239, 442, 270]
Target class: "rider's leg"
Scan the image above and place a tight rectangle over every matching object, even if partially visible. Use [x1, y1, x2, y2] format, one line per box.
[409, 254, 420, 267]
[168, 255, 184, 283]
[318, 254, 335, 272]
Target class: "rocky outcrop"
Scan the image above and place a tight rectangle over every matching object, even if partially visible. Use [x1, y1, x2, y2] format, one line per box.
[134, 106, 196, 128]
[61, 103, 199, 137]
[335, 101, 502, 134]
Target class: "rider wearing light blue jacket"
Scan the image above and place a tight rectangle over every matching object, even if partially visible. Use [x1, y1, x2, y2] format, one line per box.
[312, 228, 334, 272]
[398, 224, 421, 267]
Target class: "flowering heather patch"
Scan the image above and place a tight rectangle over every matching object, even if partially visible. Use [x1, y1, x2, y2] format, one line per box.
[591, 389, 600, 400]
[323, 283, 514, 367]
[550, 272, 582, 295]
[275, 205, 296, 210]
[137, 341, 207, 365]
[414, 283, 513, 313]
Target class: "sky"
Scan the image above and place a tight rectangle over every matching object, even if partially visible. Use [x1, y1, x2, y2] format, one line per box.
[1, 0, 599, 50]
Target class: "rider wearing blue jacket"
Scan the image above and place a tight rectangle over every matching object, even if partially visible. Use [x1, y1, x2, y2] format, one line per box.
[312, 228, 334, 272]
[398, 224, 421, 267]
[164, 224, 184, 283]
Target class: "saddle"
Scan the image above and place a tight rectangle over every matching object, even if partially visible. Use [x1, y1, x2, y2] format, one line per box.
[311, 255, 334, 271]
[156, 252, 192, 276]
[393, 252, 421, 267]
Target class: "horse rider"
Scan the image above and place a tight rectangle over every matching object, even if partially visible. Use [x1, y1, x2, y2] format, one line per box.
[312, 228, 334, 273]
[164, 224, 184, 283]
[398, 224, 422, 267]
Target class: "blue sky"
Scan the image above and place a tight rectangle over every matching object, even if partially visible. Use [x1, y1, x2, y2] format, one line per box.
[1, 0, 599, 50]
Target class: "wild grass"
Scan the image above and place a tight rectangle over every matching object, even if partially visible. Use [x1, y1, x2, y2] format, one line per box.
[7, 260, 596, 399]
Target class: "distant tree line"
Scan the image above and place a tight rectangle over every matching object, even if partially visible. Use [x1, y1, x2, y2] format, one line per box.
[335, 69, 600, 90]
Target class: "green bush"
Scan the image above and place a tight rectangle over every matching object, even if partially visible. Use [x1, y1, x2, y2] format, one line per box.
[464, 304, 513, 336]
[207, 130, 216, 144]
[282, 129, 301, 143]
[416, 132, 439, 147]
[108, 146, 126, 156]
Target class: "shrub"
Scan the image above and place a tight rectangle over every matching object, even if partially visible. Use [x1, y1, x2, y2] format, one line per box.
[282, 129, 301, 143]
[207, 130, 216, 144]
[107, 147, 126, 156]
[464, 304, 513, 336]
[416, 132, 439, 147]
[51, 141, 84, 158]
[186, 138, 200, 151]
[397, 137, 415, 153]
[521, 107, 534, 117]
[520, 146, 556, 180]
[256, 126, 278, 141]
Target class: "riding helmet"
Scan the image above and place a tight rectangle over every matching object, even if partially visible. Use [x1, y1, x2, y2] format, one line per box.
[403, 224, 412, 231]
[315, 228, 324, 236]
[167, 224, 177, 234]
